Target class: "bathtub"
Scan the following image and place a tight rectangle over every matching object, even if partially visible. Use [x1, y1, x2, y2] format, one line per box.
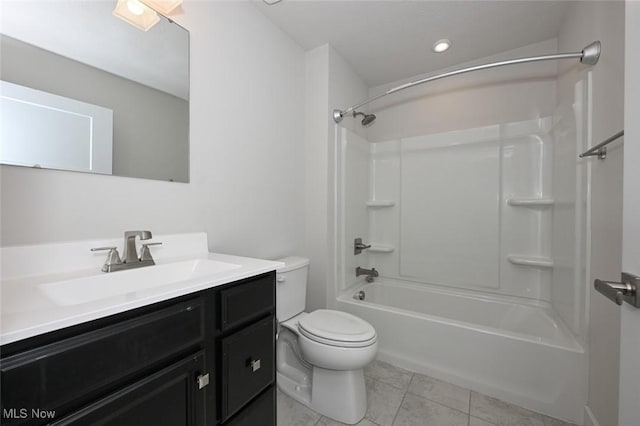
[336, 279, 586, 423]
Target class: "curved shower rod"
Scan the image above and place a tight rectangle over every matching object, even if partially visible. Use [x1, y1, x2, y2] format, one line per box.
[333, 41, 601, 123]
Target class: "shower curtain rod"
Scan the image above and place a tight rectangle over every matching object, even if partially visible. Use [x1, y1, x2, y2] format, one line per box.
[333, 41, 601, 123]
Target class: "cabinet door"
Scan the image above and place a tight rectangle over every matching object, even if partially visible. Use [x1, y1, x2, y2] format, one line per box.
[50, 351, 208, 426]
[221, 316, 275, 421]
[1, 297, 204, 423]
[225, 386, 275, 426]
[219, 273, 275, 332]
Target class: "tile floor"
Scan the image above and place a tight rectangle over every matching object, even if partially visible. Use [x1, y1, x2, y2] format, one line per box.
[277, 360, 577, 426]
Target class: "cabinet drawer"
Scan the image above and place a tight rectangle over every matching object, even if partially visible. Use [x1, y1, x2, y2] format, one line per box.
[1, 298, 204, 423]
[221, 316, 274, 421]
[50, 351, 207, 426]
[220, 273, 274, 331]
[225, 386, 275, 426]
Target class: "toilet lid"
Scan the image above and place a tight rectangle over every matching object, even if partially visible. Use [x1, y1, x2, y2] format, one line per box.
[298, 310, 376, 345]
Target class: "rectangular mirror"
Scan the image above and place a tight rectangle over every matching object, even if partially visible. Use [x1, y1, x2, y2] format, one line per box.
[0, 1, 189, 182]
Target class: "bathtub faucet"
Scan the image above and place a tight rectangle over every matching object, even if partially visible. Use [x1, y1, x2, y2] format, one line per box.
[356, 267, 379, 283]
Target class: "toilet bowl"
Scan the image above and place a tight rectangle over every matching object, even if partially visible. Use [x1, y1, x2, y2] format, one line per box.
[275, 257, 378, 425]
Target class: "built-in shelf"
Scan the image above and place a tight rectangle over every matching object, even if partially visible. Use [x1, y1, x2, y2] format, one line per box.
[366, 200, 395, 208]
[507, 198, 555, 207]
[368, 244, 395, 253]
[507, 255, 554, 268]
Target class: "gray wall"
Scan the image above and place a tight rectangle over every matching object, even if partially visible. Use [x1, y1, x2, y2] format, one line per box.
[0, 35, 189, 183]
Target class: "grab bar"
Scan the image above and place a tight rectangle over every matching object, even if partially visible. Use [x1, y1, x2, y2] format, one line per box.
[579, 130, 624, 160]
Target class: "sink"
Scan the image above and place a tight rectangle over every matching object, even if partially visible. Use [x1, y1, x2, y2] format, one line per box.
[38, 258, 241, 306]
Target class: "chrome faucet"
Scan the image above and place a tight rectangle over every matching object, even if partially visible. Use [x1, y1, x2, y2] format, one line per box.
[91, 230, 162, 272]
[356, 267, 379, 283]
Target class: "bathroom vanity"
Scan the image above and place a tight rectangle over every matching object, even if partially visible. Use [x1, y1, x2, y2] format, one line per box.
[0, 233, 280, 426]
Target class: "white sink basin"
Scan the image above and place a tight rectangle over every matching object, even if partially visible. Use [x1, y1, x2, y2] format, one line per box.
[38, 258, 241, 306]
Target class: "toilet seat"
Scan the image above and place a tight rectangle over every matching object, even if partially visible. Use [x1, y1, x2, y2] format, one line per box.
[298, 310, 377, 348]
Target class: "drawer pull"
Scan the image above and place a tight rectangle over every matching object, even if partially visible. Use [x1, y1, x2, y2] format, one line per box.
[197, 373, 210, 389]
[249, 359, 261, 372]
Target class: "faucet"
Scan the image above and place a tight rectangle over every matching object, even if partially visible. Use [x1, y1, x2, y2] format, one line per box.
[356, 267, 379, 283]
[123, 230, 152, 263]
[91, 230, 162, 272]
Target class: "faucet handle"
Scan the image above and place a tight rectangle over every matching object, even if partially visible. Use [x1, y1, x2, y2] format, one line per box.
[140, 242, 162, 262]
[91, 246, 117, 252]
[91, 247, 123, 272]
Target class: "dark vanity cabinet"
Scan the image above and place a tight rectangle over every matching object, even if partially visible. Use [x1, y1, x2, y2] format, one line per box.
[0, 272, 276, 426]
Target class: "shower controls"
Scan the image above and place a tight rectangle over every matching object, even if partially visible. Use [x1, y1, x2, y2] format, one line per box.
[594, 272, 639, 308]
[354, 238, 372, 255]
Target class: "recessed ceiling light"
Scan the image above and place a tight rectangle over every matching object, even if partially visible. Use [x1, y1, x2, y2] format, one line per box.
[432, 39, 451, 53]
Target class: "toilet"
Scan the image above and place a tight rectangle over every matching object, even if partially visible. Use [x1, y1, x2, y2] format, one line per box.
[275, 257, 378, 425]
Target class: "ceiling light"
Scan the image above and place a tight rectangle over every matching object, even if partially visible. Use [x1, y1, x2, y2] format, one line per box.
[140, 0, 183, 16]
[263, 0, 283, 5]
[432, 39, 451, 53]
[126, 0, 145, 15]
[113, 0, 160, 31]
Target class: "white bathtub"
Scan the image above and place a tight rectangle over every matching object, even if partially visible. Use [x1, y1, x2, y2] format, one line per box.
[336, 279, 586, 423]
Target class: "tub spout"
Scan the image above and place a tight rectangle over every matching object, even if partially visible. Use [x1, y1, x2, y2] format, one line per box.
[356, 267, 378, 282]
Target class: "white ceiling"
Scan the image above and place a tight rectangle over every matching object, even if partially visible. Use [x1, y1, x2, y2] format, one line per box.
[0, 0, 189, 100]
[255, 0, 572, 87]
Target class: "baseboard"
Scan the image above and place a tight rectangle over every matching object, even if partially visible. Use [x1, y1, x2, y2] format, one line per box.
[584, 406, 600, 426]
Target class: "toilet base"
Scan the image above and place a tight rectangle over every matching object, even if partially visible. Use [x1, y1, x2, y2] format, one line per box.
[277, 328, 368, 424]
[277, 367, 367, 425]
[311, 367, 367, 424]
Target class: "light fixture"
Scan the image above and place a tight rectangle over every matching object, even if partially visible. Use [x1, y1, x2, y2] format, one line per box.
[263, 0, 283, 4]
[139, 0, 183, 16]
[126, 0, 145, 15]
[432, 39, 451, 53]
[113, 0, 160, 31]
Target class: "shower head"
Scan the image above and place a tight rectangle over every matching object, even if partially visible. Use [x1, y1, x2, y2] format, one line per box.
[353, 111, 377, 126]
[361, 113, 377, 126]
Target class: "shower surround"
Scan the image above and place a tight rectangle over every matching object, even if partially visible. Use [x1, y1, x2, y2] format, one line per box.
[333, 90, 589, 423]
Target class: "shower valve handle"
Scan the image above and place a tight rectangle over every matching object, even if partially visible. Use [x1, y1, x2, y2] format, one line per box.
[354, 238, 371, 255]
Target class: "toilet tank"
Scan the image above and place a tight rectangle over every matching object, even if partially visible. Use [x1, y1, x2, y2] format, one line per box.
[275, 256, 310, 322]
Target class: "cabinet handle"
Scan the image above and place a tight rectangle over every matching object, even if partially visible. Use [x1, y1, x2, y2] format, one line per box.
[197, 373, 210, 389]
[248, 359, 261, 372]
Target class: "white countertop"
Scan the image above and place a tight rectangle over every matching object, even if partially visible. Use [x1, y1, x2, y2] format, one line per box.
[1, 234, 283, 345]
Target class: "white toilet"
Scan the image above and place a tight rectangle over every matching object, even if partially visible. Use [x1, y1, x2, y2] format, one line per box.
[275, 257, 378, 425]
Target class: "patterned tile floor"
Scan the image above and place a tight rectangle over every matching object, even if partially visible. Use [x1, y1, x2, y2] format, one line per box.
[277, 360, 577, 426]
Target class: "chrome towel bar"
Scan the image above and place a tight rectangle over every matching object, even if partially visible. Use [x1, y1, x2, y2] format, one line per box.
[579, 130, 624, 160]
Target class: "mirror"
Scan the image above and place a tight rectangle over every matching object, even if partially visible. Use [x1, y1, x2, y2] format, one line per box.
[0, 1, 189, 182]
